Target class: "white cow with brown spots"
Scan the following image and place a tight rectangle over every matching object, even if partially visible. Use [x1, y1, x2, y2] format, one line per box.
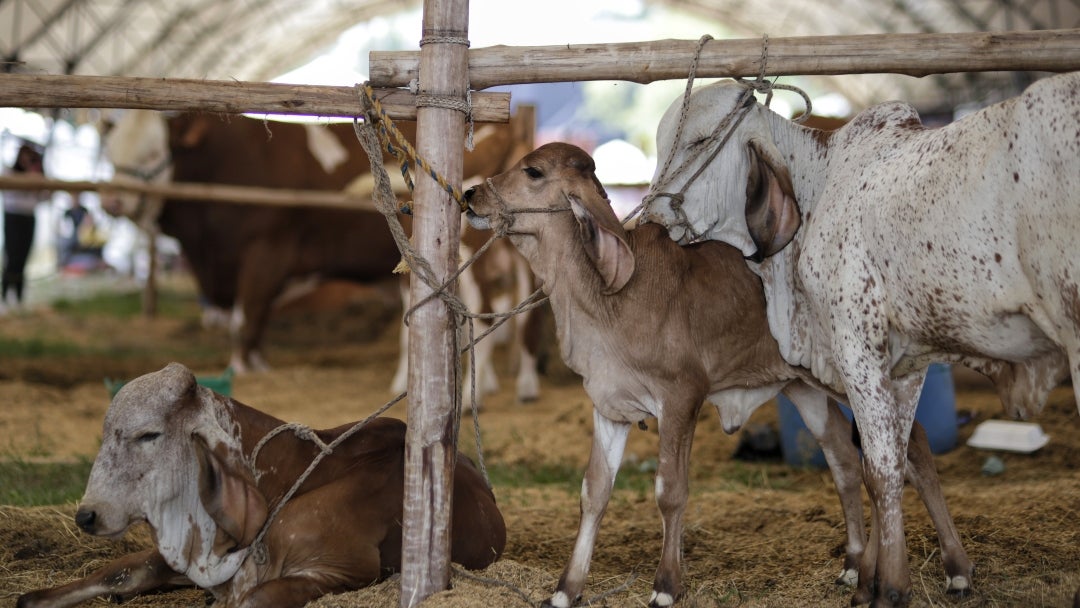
[644, 71, 1080, 606]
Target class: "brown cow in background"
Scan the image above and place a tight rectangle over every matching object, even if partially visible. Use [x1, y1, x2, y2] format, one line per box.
[101, 110, 543, 402]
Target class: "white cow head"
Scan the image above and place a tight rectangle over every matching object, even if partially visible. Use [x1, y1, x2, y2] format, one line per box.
[100, 110, 172, 231]
[644, 81, 800, 261]
[76, 362, 266, 587]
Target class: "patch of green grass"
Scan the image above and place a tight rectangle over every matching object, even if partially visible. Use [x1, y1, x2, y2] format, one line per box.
[51, 288, 195, 319]
[485, 461, 656, 494]
[0, 457, 92, 506]
[0, 336, 86, 358]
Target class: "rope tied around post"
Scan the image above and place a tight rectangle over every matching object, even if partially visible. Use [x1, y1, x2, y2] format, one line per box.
[355, 83, 469, 213]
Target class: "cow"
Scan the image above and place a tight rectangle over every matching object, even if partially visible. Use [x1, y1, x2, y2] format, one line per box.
[463, 142, 970, 608]
[100, 110, 542, 404]
[643, 72, 1080, 606]
[15, 362, 506, 608]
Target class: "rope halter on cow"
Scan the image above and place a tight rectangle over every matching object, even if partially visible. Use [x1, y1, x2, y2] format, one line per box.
[476, 175, 575, 240]
[639, 33, 812, 248]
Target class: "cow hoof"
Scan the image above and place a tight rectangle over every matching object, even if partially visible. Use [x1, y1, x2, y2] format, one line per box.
[541, 590, 575, 608]
[945, 574, 972, 596]
[850, 585, 874, 607]
[874, 586, 911, 607]
[835, 567, 859, 587]
[648, 590, 676, 607]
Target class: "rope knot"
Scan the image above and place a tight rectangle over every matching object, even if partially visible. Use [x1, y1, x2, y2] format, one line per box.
[290, 425, 331, 454]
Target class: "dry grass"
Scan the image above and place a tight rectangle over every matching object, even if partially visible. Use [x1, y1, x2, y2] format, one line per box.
[2, 279, 1079, 607]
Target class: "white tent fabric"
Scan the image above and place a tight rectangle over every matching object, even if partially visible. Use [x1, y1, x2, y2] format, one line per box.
[1, 0, 1077, 112]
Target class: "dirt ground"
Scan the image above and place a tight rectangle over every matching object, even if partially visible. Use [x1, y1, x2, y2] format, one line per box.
[2, 273, 1080, 607]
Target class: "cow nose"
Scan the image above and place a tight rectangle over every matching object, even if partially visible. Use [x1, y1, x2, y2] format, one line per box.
[463, 186, 476, 202]
[74, 507, 97, 533]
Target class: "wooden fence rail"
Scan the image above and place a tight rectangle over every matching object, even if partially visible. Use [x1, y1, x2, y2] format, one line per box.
[369, 29, 1080, 89]
[0, 75, 511, 122]
[0, 174, 382, 212]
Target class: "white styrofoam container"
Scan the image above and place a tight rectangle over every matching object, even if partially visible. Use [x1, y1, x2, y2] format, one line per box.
[966, 420, 1049, 453]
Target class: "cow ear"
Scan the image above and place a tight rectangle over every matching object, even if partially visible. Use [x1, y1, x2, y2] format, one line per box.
[568, 193, 635, 295]
[744, 139, 800, 261]
[193, 432, 267, 553]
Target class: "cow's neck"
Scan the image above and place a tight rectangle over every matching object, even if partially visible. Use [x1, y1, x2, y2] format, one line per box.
[751, 111, 838, 388]
[509, 227, 618, 376]
[765, 110, 832, 217]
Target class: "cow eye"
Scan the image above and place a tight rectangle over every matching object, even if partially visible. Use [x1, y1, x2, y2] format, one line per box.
[136, 431, 161, 443]
[524, 166, 543, 179]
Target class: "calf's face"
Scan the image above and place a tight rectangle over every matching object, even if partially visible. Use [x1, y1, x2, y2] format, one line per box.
[465, 142, 636, 294]
[464, 142, 611, 236]
[76, 363, 266, 586]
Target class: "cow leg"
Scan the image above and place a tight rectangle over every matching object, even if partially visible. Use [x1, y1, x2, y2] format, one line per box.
[513, 256, 541, 402]
[649, 402, 700, 608]
[390, 278, 410, 395]
[458, 256, 500, 407]
[237, 542, 380, 608]
[782, 382, 865, 587]
[17, 548, 191, 608]
[905, 422, 974, 594]
[853, 489, 882, 606]
[847, 367, 923, 608]
[232, 246, 292, 373]
[543, 410, 630, 608]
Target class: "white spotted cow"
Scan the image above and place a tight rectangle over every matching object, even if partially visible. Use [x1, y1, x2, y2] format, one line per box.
[644, 72, 1080, 606]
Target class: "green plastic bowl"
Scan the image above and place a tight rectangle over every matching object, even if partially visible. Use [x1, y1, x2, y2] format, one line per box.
[105, 368, 234, 399]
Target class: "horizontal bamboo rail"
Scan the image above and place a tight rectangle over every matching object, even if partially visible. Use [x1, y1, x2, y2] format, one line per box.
[0, 173, 382, 212]
[0, 74, 511, 122]
[369, 29, 1080, 89]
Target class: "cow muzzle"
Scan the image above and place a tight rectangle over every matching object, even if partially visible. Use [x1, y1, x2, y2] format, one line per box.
[74, 506, 99, 534]
[74, 503, 128, 538]
[463, 186, 492, 230]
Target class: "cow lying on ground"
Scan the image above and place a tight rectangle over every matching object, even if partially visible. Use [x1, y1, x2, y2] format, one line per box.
[16, 362, 506, 608]
[463, 143, 970, 608]
[643, 72, 1080, 606]
[101, 110, 542, 404]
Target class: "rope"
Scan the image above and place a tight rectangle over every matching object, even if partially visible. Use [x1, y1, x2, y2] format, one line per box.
[246, 394, 404, 563]
[355, 83, 468, 211]
[352, 88, 505, 485]
[449, 565, 536, 606]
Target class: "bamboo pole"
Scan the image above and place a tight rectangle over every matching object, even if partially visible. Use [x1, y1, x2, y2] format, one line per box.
[369, 28, 1080, 89]
[0, 174, 381, 212]
[0, 74, 510, 122]
[399, 0, 467, 605]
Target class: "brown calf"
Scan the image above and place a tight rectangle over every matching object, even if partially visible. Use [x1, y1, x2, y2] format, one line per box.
[16, 363, 505, 608]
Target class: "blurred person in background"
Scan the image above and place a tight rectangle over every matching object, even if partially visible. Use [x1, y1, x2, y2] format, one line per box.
[2, 141, 48, 310]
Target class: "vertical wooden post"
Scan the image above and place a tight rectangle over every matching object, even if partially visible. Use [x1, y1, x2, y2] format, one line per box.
[400, 0, 467, 606]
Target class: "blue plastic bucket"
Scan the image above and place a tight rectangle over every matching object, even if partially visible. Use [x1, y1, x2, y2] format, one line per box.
[777, 363, 958, 468]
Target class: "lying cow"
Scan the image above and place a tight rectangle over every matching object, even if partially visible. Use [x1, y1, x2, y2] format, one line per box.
[101, 110, 542, 404]
[16, 362, 506, 608]
[644, 72, 1080, 606]
[463, 142, 970, 608]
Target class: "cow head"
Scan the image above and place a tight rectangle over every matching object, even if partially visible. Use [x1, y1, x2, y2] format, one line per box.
[644, 80, 800, 261]
[100, 110, 173, 232]
[464, 142, 633, 294]
[75, 362, 266, 587]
